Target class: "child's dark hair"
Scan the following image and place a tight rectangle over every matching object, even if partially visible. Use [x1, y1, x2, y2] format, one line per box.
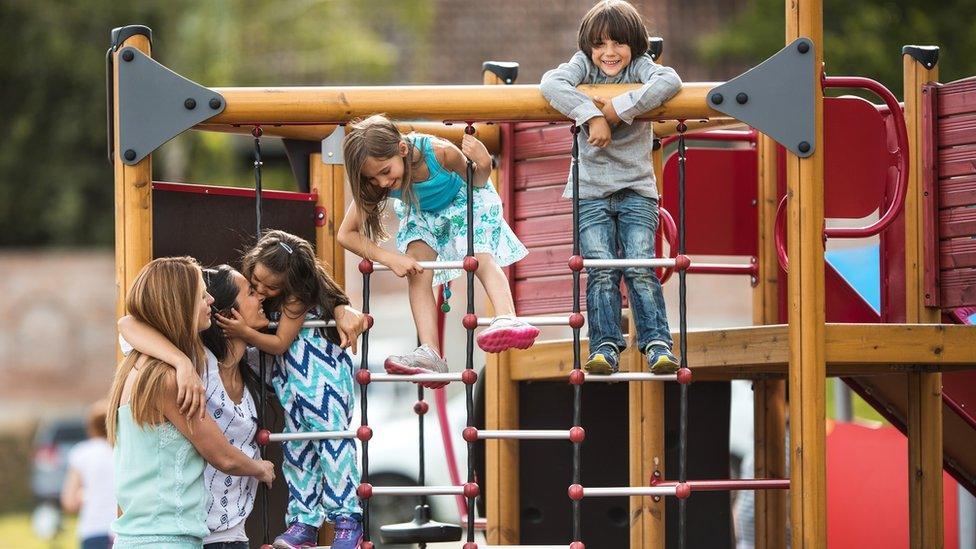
[201, 264, 267, 404]
[578, 0, 649, 58]
[241, 230, 349, 320]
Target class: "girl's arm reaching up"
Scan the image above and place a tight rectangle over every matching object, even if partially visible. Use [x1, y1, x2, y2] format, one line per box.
[337, 203, 424, 277]
[217, 302, 304, 356]
[117, 315, 207, 419]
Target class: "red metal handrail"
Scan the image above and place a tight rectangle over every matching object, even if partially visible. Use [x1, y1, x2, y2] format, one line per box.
[775, 76, 909, 272]
[660, 128, 758, 148]
[653, 478, 790, 492]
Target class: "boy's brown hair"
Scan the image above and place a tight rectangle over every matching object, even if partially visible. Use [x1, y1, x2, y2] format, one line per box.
[577, 0, 649, 58]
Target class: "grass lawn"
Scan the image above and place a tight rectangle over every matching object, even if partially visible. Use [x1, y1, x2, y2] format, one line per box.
[0, 512, 79, 549]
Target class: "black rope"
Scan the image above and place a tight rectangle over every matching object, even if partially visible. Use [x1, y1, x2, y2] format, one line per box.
[252, 126, 271, 546]
[253, 126, 264, 236]
[360, 271, 372, 541]
[570, 124, 583, 544]
[464, 123, 477, 543]
[677, 121, 689, 549]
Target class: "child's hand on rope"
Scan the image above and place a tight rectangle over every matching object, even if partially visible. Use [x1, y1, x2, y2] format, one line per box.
[256, 459, 275, 488]
[384, 253, 424, 278]
[587, 116, 612, 147]
[175, 359, 206, 420]
[461, 133, 491, 170]
[216, 309, 253, 341]
[334, 305, 368, 355]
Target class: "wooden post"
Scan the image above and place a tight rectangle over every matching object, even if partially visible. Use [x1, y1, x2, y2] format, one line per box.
[753, 133, 788, 548]
[786, 0, 827, 546]
[309, 153, 345, 285]
[113, 32, 154, 329]
[903, 48, 943, 549]
[483, 66, 520, 545]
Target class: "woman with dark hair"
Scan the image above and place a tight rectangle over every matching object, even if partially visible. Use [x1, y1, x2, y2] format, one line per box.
[118, 264, 273, 549]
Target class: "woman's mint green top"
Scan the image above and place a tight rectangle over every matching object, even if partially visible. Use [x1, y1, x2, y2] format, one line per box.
[112, 405, 208, 548]
[388, 135, 464, 212]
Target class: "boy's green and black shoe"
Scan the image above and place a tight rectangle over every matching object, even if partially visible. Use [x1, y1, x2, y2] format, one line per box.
[647, 344, 680, 375]
[585, 344, 620, 375]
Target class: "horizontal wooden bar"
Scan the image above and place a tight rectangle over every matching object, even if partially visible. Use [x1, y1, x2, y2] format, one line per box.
[207, 83, 724, 124]
[509, 324, 976, 381]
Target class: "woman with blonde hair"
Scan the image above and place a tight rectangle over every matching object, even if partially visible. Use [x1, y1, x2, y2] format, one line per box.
[106, 257, 274, 549]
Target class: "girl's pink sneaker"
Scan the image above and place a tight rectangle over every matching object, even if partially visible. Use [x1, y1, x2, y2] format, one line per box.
[476, 316, 540, 352]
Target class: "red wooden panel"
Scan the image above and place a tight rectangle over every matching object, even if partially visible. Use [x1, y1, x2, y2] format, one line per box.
[938, 143, 976, 178]
[514, 214, 573, 248]
[939, 206, 976, 238]
[515, 276, 584, 315]
[938, 112, 976, 147]
[941, 268, 976, 307]
[512, 123, 573, 160]
[517, 245, 574, 280]
[822, 96, 891, 219]
[937, 77, 976, 117]
[940, 237, 976, 269]
[513, 157, 570, 190]
[939, 175, 976, 208]
[663, 148, 758, 256]
[513, 186, 571, 220]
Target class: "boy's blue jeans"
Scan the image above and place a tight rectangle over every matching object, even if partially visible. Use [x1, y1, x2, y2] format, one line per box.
[579, 189, 672, 353]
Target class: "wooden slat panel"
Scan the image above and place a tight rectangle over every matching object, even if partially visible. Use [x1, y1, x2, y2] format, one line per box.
[938, 111, 976, 147]
[939, 174, 976, 208]
[516, 245, 573, 279]
[939, 205, 976, 238]
[941, 268, 976, 307]
[513, 157, 570, 190]
[513, 214, 573, 248]
[512, 123, 573, 160]
[513, 276, 584, 315]
[940, 237, 976, 269]
[937, 77, 976, 117]
[513, 185, 571, 220]
[938, 143, 976, 177]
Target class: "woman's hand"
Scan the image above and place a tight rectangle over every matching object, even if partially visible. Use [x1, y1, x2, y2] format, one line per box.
[461, 134, 491, 171]
[175, 358, 207, 420]
[383, 253, 424, 278]
[334, 305, 369, 354]
[256, 459, 275, 488]
[216, 309, 255, 341]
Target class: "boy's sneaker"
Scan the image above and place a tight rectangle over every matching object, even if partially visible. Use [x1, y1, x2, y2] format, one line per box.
[476, 316, 540, 353]
[647, 344, 679, 375]
[585, 344, 620, 375]
[385, 344, 450, 388]
[272, 521, 319, 549]
[331, 516, 364, 549]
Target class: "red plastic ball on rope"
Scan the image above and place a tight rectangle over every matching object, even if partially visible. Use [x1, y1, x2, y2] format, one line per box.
[462, 313, 479, 330]
[463, 256, 480, 272]
[462, 427, 479, 443]
[358, 258, 374, 274]
[360, 542, 375, 549]
[570, 542, 586, 549]
[252, 126, 263, 138]
[570, 124, 581, 135]
[355, 369, 371, 386]
[463, 543, 479, 549]
[568, 255, 584, 272]
[356, 426, 373, 442]
[568, 313, 585, 330]
[414, 400, 429, 415]
[365, 314, 374, 330]
[568, 483, 584, 501]
[677, 367, 693, 385]
[461, 369, 478, 385]
[464, 124, 477, 135]
[356, 483, 373, 499]
[569, 369, 585, 386]
[674, 254, 691, 271]
[463, 482, 480, 499]
[255, 429, 271, 446]
[676, 121, 688, 133]
[676, 482, 692, 499]
[569, 426, 585, 444]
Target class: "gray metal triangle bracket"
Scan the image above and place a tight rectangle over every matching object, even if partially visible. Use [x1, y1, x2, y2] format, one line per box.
[321, 125, 345, 165]
[117, 47, 225, 165]
[707, 38, 816, 157]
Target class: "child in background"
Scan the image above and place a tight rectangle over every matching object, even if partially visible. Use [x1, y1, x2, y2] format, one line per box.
[337, 115, 537, 381]
[540, 0, 683, 375]
[61, 400, 116, 549]
[217, 230, 369, 549]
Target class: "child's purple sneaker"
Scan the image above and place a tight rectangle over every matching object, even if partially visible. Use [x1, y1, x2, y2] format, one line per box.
[331, 516, 364, 548]
[272, 521, 319, 549]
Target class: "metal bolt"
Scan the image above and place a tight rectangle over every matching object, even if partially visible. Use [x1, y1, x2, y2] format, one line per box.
[184, 98, 196, 110]
[209, 98, 222, 109]
[710, 93, 724, 105]
[736, 92, 749, 105]
[121, 50, 134, 62]
[798, 141, 811, 153]
[124, 149, 136, 161]
[797, 42, 810, 54]
[652, 138, 662, 151]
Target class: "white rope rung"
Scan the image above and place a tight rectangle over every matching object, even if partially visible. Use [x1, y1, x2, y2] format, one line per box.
[371, 485, 464, 496]
[475, 429, 571, 440]
[582, 258, 679, 269]
[268, 319, 336, 329]
[369, 373, 463, 383]
[585, 372, 679, 382]
[268, 430, 356, 442]
[583, 485, 678, 497]
[372, 260, 464, 271]
[476, 316, 568, 326]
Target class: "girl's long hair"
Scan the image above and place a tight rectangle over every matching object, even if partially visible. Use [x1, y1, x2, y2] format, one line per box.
[241, 230, 348, 320]
[342, 114, 425, 243]
[106, 257, 206, 444]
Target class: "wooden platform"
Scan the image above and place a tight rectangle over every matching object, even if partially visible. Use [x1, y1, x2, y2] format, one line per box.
[508, 323, 976, 381]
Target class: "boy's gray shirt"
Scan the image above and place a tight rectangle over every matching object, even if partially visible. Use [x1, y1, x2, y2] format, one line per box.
[540, 51, 682, 200]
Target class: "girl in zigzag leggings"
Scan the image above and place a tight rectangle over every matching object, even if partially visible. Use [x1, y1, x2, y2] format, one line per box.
[219, 230, 370, 549]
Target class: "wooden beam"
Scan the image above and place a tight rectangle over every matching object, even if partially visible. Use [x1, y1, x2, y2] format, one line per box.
[206, 83, 724, 124]
[904, 47, 944, 549]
